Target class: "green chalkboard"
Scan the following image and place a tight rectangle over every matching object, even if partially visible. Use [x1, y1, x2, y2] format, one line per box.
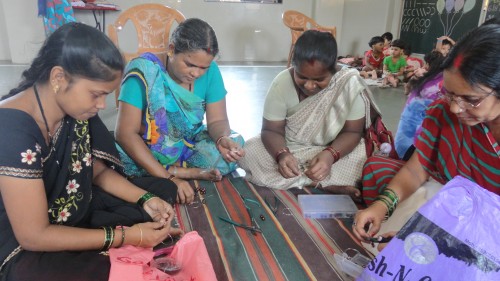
[400, 0, 482, 54]
[486, 0, 500, 21]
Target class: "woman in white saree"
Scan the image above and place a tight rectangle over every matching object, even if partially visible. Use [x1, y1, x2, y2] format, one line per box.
[239, 30, 375, 198]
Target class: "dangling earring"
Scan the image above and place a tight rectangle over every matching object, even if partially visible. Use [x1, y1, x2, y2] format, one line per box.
[51, 79, 60, 94]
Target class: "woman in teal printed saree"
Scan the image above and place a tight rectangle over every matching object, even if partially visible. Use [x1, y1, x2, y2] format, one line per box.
[115, 19, 245, 204]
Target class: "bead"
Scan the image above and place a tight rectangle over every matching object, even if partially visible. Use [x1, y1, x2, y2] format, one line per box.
[259, 215, 265, 221]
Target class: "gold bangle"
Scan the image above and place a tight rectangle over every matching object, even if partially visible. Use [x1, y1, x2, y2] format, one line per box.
[137, 225, 143, 247]
[216, 135, 229, 147]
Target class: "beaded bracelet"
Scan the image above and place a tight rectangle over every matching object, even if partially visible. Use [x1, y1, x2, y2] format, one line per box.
[137, 192, 158, 207]
[116, 226, 125, 248]
[275, 147, 290, 162]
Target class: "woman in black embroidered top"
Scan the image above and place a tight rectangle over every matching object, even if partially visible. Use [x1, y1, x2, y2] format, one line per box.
[0, 23, 179, 280]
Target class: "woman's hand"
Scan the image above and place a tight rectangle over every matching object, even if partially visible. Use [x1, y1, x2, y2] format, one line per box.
[305, 151, 334, 182]
[129, 221, 173, 248]
[143, 197, 174, 226]
[171, 178, 195, 204]
[352, 202, 388, 241]
[217, 136, 245, 163]
[377, 231, 397, 252]
[277, 152, 300, 178]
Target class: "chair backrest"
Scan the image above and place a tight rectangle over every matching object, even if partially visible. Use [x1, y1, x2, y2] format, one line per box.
[108, 4, 185, 64]
[282, 10, 337, 67]
[108, 4, 185, 107]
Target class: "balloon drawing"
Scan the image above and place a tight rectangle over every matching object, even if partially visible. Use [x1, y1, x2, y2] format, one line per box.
[436, 0, 476, 35]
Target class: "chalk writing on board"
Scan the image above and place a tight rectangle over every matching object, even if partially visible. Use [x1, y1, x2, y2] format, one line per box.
[486, 0, 500, 21]
[435, 0, 478, 35]
[401, 1, 436, 34]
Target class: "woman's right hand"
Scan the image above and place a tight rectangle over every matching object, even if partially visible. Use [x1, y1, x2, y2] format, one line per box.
[352, 202, 388, 241]
[171, 178, 195, 204]
[277, 153, 300, 178]
[128, 221, 172, 248]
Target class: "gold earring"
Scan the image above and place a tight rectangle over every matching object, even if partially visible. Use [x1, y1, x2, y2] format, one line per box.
[53, 84, 60, 94]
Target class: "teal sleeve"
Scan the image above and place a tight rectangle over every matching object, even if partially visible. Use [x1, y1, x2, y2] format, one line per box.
[118, 76, 147, 110]
[201, 61, 227, 103]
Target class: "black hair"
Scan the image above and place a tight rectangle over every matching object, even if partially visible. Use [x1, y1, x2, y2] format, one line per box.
[441, 39, 453, 46]
[407, 50, 445, 95]
[381, 32, 393, 42]
[442, 23, 500, 98]
[4, 22, 124, 99]
[482, 17, 500, 26]
[170, 18, 219, 57]
[368, 36, 384, 48]
[403, 43, 412, 56]
[390, 39, 406, 49]
[291, 30, 338, 73]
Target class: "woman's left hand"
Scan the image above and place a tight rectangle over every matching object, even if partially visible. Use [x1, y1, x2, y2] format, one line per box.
[218, 137, 245, 162]
[143, 197, 174, 227]
[305, 151, 334, 182]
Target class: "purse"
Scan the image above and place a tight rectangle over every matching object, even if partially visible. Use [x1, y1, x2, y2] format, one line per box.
[361, 87, 399, 159]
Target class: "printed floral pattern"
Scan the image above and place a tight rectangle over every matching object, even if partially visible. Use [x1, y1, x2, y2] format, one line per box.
[21, 149, 37, 165]
[66, 179, 80, 194]
[57, 208, 71, 223]
[48, 120, 90, 224]
[72, 161, 82, 173]
[83, 153, 92, 166]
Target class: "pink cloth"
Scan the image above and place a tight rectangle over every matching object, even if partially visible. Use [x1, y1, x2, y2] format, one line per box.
[108, 231, 216, 281]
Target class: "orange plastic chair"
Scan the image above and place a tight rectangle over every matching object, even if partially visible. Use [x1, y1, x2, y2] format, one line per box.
[108, 4, 185, 107]
[282, 10, 337, 67]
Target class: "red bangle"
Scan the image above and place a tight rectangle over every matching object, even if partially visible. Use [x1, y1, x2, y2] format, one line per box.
[323, 146, 341, 163]
[275, 147, 290, 162]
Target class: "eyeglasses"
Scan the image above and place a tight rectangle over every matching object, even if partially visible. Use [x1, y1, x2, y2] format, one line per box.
[440, 87, 496, 110]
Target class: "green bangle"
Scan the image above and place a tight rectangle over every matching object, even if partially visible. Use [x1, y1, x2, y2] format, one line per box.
[101, 226, 114, 251]
[137, 192, 158, 207]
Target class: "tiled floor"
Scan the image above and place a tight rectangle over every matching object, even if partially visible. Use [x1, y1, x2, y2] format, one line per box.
[0, 64, 406, 139]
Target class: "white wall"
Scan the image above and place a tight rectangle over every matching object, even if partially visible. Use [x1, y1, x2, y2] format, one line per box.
[0, 0, 45, 63]
[0, 1, 12, 61]
[0, 0, 402, 63]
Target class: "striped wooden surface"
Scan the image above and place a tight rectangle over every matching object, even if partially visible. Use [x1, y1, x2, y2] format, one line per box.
[175, 176, 372, 281]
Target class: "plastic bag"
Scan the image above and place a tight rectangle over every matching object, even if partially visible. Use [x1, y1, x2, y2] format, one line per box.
[358, 176, 500, 280]
[109, 231, 217, 281]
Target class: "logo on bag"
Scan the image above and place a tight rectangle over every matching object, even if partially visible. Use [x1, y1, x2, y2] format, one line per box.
[403, 232, 438, 265]
[116, 256, 146, 265]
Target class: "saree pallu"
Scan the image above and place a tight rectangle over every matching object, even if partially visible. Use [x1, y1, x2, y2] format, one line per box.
[239, 69, 369, 189]
[117, 56, 243, 178]
[362, 100, 500, 204]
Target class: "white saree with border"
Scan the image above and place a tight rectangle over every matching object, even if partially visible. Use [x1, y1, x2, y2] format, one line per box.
[239, 68, 375, 189]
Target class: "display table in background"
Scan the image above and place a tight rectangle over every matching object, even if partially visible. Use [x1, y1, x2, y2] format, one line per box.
[73, 3, 120, 32]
